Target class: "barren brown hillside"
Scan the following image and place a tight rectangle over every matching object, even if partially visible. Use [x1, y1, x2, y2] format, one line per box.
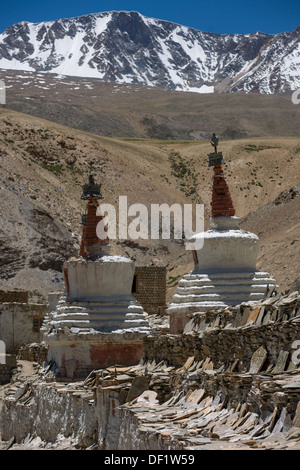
[240, 185, 300, 294]
[0, 106, 299, 301]
[1, 70, 300, 141]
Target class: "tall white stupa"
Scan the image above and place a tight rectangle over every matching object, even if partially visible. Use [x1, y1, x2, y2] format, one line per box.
[43, 175, 150, 378]
[167, 135, 277, 333]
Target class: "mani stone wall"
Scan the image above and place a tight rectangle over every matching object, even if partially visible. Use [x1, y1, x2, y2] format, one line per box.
[144, 291, 300, 370]
[132, 266, 167, 315]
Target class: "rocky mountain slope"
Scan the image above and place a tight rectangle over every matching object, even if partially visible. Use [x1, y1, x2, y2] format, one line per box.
[0, 106, 299, 300]
[0, 11, 299, 95]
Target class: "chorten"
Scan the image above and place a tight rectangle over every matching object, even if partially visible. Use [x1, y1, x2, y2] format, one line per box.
[167, 134, 277, 333]
[43, 175, 150, 379]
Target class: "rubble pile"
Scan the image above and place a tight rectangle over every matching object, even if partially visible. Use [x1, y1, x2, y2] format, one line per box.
[17, 342, 48, 365]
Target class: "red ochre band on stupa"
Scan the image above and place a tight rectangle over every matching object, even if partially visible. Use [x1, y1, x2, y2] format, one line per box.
[79, 197, 109, 257]
[210, 163, 235, 218]
[79, 175, 109, 257]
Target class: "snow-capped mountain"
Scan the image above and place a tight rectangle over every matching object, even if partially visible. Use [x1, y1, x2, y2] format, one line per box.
[0, 10, 299, 95]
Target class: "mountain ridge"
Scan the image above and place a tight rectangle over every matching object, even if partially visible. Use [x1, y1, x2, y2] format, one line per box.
[5, 11, 298, 36]
[0, 11, 299, 95]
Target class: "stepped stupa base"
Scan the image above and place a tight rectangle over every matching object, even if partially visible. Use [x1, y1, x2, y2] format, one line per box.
[45, 329, 146, 379]
[168, 270, 277, 333]
[42, 255, 151, 378]
[167, 215, 277, 333]
[43, 291, 150, 378]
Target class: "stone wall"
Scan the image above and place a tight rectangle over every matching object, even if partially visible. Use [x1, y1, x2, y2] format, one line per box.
[0, 381, 97, 446]
[0, 290, 28, 303]
[1, 342, 300, 450]
[17, 342, 48, 365]
[0, 302, 49, 354]
[144, 320, 300, 371]
[132, 266, 166, 314]
[1, 291, 300, 450]
[144, 292, 300, 372]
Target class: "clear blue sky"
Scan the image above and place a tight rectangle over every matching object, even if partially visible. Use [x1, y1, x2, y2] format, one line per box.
[0, 0, 299, 35]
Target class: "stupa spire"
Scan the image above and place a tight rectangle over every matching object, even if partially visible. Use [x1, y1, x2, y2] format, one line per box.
[79, 174, 109, 257]
[208, 133, 235, 218]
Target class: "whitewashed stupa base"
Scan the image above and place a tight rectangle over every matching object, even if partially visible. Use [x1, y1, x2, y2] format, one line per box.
[167, 216, 277, 333]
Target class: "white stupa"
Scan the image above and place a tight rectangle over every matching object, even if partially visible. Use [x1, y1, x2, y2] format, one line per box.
[43, 176, 150, 378]
[167, 137, 277, 333]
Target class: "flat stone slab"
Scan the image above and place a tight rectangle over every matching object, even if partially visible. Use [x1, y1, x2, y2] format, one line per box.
[249, 346, 267, 374]
[273, 350, 289, 374]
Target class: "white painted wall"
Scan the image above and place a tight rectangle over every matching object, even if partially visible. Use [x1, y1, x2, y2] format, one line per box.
[0, 303, 48, 353]
[65, 256, 134, 301]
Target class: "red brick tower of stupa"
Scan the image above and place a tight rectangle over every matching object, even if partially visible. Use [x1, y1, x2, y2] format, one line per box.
[208, 133, 235, 218]
[211, 163, 235, 218]
[79, 175, 109, 257]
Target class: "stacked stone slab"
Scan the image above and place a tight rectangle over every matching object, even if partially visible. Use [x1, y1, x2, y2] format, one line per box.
[43, 176, 150, 378]
[167, 146, 277, 333]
